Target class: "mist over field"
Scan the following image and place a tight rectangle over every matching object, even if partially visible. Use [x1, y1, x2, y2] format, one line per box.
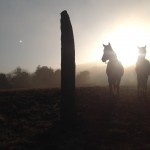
[0, 62, 145, 89]
[76, 62, 138, 87]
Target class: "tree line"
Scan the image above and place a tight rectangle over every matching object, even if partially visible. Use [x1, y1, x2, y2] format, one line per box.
[0, 66, 90, 89]
[0, 66, 60, 89]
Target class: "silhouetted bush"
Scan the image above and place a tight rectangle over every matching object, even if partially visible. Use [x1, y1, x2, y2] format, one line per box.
[32, 66, 55, 88]
[54, 69, 61, 87]
[8, 67, 31, 88]
[0, 66, 62, 89]
[76, 71, 90, 86]
[0, 73, 10, 89]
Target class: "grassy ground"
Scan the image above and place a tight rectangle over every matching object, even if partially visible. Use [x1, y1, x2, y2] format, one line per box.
[0, 87, 150, 150]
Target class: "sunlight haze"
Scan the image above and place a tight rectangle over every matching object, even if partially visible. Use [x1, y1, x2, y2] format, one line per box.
[104, 24, 150, 67]
[0, 0, 150, 73]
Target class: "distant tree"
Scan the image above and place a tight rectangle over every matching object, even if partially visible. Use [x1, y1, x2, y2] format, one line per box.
[76, 71, 90, 86]
[0, 73, 10, 89]
[60, 10, 76, 125]
[33, 66, 54, 88]
[10, 67, 31, 88]
[1, 66, 64, 89]
[54, 69, 61, 87]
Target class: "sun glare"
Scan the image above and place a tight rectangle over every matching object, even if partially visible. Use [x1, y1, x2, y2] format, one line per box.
[89, 25, 150, 67]
[104, 25, 150, 67]
[86, 24, 150, 68]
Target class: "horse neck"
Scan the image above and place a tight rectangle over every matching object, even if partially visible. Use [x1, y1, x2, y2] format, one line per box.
[137, 56, 146, 63]
[109, 51, 117, 62]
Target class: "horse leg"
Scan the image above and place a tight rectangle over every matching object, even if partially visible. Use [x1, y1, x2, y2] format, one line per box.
[109, 81, 113, 96]
[138, 84, 140, 97]
[145, 82, 147, 97]
[144, 77, 148, 98]
[109, 83, 112, 95]
[117, 79, 121, 96]
[137, 77, 140, 96]
[117, 84, 120, 96]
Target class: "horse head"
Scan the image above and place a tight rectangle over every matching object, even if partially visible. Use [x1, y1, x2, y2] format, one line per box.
[137, 45, 146, 58]
[102, 43, 116, 63]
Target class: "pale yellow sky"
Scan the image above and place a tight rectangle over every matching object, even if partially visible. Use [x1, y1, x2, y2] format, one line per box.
[0, 0, 150, 73]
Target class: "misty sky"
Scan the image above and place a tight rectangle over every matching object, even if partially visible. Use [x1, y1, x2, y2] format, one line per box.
[0, 0, 150, 73]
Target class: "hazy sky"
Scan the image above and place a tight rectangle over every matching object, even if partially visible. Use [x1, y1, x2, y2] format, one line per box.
[0, 0, 150, 73]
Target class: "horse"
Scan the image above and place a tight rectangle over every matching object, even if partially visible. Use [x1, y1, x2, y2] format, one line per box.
[136, 46, 150, 97]
[101, 43, 124, 96]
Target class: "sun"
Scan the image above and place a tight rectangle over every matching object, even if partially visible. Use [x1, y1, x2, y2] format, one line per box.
[87, 24, 150, 67]
[106, 25, 150, 67]
[19, 40, 23, 44]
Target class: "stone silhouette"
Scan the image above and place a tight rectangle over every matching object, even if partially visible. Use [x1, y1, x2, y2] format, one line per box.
[102, 43, 124, 96]
[136, 46, 150, 96]
[60, 10, 76, 125]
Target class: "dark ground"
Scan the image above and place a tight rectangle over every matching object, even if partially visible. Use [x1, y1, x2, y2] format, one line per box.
[0, 87, 150, 150]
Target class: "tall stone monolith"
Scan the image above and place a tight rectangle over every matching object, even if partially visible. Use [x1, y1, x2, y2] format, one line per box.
[60, 10, 76, 125]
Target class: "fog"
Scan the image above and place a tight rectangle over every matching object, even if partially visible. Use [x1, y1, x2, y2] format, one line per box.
[76, 62, 138, 87]
[0, 62, 148, 89]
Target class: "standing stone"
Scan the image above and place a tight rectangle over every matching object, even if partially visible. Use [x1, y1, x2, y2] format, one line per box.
[60, 10, 76, 125]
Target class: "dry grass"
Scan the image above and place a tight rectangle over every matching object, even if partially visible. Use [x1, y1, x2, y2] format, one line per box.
[0, 86, 150, 149]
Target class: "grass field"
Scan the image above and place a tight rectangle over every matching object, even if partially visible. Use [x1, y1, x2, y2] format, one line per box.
[0, 87, 150, 150]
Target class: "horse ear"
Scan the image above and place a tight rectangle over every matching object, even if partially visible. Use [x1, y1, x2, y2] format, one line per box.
[103, 44, 106, 47]
[108, 42, 111, 46]
[145, 45, 146, 48]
